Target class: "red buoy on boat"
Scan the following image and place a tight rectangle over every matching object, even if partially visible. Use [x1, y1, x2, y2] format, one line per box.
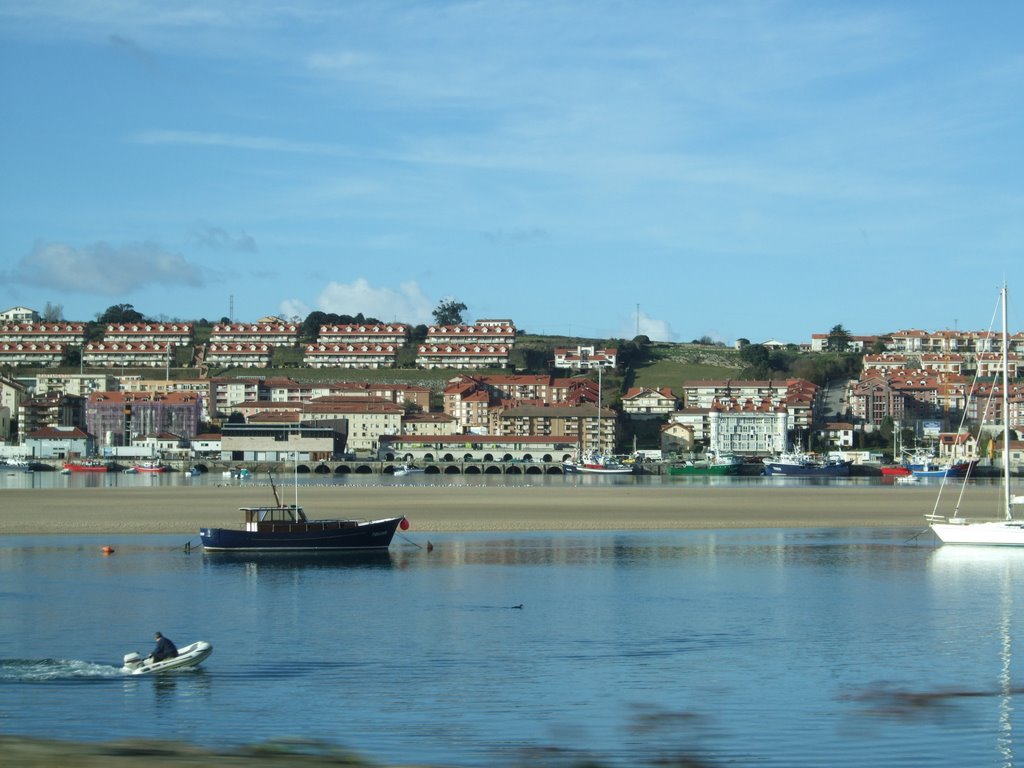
[399, 518, 410, 531]
[101, 546, 115, 555]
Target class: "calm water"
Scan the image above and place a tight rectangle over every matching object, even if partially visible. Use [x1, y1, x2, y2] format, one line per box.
[1, 522, 1022, 767]
[0, 465, 971, 491]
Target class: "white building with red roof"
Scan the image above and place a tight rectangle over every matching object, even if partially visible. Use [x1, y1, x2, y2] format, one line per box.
[0, 342, 66, 367]
[553, 345, 617, 370]
[103, 322, 192, 347]
[209, 322, 298, 347]
[304, 342, 400, 369]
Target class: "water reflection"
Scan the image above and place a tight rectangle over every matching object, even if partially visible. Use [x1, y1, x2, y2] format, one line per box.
[200, 549, 403, 573]
[3, 467, 1012, 492]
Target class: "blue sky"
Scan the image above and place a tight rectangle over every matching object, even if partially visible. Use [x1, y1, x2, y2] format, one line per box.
[1, 1, 1021, 344]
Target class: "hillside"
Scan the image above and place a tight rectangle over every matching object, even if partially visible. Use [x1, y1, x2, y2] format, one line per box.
[4, 336, 746, 393]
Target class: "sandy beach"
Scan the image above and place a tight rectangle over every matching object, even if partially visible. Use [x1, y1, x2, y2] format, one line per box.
[0, 483, 985, 536]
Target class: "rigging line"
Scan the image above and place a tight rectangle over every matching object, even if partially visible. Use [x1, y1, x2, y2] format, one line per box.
[904, 527, 933, 544]
[395, 532, 423, 549]
[935, 290, 1003, 520]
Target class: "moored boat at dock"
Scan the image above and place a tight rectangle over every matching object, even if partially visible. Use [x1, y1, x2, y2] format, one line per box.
[62, 460, 110, 473]
[762, 448, 851, 477]
[668, 452, 743, 476]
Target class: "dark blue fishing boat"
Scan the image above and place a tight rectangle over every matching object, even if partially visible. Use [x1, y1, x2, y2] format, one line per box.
[200, 476, 407, 551]
[761, 448, 852, 477]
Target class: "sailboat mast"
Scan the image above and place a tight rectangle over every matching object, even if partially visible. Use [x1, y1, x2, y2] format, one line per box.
[1002, 285, 1011, 520]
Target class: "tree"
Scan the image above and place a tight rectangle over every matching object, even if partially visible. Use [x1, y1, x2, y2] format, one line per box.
[826, 324, 852, 353]
[97, 304, 145, 324]
[301, 311, 328, 342]
[739, 343, 770, 369]
[432, 299, 467, 326]
[43, 302, 63, 321]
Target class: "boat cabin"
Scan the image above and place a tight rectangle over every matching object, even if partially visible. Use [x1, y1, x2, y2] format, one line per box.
[243, 505, 309, 531]
[241, 505, 360, 533]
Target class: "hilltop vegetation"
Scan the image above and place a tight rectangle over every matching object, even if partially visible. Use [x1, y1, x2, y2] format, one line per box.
[7, 302, 866, 393]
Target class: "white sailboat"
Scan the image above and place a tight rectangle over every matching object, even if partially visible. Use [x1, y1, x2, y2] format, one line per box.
[927, 284, 1024, 546]
[562, 366, 634, 475]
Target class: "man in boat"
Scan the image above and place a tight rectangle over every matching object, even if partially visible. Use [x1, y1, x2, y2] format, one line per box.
[150, 632, 178, 662]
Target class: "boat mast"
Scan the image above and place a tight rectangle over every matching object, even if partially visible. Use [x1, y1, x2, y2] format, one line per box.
[1001, 284, 1011, 520]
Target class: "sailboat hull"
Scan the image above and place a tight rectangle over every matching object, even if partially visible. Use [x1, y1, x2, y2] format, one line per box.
[930, 521, 1024, 546]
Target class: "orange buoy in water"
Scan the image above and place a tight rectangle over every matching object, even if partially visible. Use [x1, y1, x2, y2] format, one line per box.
[101, 546, 115, 555]
[399, 518, 410, 531]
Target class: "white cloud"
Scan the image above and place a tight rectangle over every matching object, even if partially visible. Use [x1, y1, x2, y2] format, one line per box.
[278, 299, 310, 321]
[620, 312, 676, 343]
[6, 240, 203, 295]
[282, 279, 434, 325]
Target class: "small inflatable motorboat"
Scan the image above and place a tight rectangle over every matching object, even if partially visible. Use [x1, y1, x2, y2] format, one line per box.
[121, 640, 213, 675]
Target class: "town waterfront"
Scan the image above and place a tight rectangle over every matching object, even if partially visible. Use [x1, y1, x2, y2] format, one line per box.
[2, 509, 1023, 766]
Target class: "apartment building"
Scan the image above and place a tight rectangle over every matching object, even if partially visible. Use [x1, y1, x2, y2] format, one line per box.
[83, 342, 174, 368]
[209, 322, 299, 346]
[401, 412, 458, 437]
[0, 322, 86, 346]
[817, 327, 1024, 356]
[621, 387, 678, 418]
[920, 354, 965, 376]
[491, 402, 617, 455]
[317, 323, 408, 345]
[848, 372, 965, 427]
[205, 342, 274, 368]
[18, 393, 85, 441]
[861, 354, 910, 373]
[681, 379, 818, 432]
[415, 321, 516, 369]
[0, 375, 25, 443]
[303, 342, 400, 369]
[85, 391, 202, 445]
[443, 374, 600, 431]
[300, 397, 404, 453]
[415, 342, 512, 369]
[706, 400, 789, 456]
[553, 344, 618, 370]
[34, 373, 119, 398]
[103, 322, 192, 347]
[0, 342, 66, 367]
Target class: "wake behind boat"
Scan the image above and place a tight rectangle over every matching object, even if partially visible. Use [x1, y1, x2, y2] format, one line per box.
[200, 472, 408, 551]
[121, 640, 212, 675]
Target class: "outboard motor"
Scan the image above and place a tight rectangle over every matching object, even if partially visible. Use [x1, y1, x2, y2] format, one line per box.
[122, 652, 143, 672]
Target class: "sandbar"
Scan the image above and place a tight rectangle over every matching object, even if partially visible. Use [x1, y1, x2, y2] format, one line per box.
[0, 483, 979, 536]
